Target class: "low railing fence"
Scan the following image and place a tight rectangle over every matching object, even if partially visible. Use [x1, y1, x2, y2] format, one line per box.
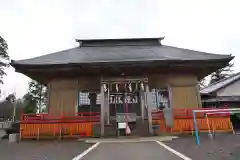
[151, 106, 232, 134]
[20, 112, 101, 139]
[151, 106, 230, 120]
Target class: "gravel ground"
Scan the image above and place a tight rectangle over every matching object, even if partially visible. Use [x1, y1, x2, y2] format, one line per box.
[0, 140, 92, 160]
[164, 133, 240, 160]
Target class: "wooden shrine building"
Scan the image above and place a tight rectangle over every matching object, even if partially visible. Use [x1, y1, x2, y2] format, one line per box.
[11, 37, 234, 138]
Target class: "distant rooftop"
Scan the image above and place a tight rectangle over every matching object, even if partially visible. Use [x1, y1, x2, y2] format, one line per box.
[200, 72, 240, 94]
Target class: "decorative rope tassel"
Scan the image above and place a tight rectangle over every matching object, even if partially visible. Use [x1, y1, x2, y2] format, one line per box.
[116, 84, 119, 92]
[140, 82, 144, 91]
[103, 84, 107, 92]
[129, 83, 132, 92]
[125, 123, 131, 135]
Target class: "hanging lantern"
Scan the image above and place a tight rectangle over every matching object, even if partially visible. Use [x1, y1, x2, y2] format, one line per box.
[129, 83, 132, 92]
[103, 84, 107, 92]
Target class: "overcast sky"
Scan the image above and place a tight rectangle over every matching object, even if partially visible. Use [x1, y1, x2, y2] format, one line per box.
[0, 0, 239, 98]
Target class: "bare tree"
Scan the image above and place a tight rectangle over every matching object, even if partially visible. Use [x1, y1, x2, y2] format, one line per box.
[199, 78, 207, 88]
[210, 62, 234, 84]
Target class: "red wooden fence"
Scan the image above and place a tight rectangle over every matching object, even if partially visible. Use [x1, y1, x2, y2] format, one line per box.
[151, 106, 232, 134]
[20, 112, 100, 139]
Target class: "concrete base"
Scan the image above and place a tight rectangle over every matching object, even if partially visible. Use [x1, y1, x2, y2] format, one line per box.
[9, 134, 19, 143]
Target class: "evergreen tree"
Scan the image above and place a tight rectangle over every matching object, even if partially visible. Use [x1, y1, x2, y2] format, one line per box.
[23, 93, 37, 114]
[0, 36, 10, 95]
[23, 80, 47, 114]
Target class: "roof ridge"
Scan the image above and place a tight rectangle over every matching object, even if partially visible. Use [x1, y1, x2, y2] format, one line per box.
[76, 37, 164, 41]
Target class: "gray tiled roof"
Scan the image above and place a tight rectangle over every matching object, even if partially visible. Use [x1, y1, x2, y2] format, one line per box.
[200, 72, 240, 94]
[12, 45, 232, 65]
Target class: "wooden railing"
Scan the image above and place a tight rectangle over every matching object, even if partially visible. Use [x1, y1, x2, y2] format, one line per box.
[21, 112, 100, 123]
[20, 107, 233, 138]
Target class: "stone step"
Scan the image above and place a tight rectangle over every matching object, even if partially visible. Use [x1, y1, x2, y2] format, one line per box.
[84, 136, 179, 143]
[135, 119, 150, 137]
[104, 125, 117, 137]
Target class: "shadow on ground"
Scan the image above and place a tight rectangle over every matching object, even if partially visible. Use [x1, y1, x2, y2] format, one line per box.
[164, 133, 240, 160]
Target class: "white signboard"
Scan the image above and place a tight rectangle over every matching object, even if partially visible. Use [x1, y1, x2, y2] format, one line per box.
[118, 122, 126, 129]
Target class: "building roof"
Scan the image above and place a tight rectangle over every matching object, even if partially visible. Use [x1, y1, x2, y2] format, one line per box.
[11, 38, 233, 66]
[200, 72, 240, 94]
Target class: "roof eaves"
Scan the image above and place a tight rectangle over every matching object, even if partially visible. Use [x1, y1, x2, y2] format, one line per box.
[163, 45, 234, 59]
[11, 58, 232, 68]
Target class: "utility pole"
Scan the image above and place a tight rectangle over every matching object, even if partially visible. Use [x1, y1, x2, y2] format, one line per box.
[12, 90, 16, 122]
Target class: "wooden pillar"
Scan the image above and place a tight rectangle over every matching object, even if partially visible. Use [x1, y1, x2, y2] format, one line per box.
[105, 89, 110, 125]
[100, 83, 105, 136]
[146, 83, 153, 134]
[47, 83, 51, 113]
[75, 79, 79, 115]
[196, 84, 202, 108]
[168, 85, 173, 109]
[104, 89, 110, 125]
[140, 90, 145, 123]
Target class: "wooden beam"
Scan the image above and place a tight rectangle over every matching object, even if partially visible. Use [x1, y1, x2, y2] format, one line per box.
[47, 83, 51, 113]
[76, 79, 80, 115]
[168, 85, 173, 109]
[140, 90, 145, 123]
[169, 83, 198, 87]
[196, 84, 202, 108]
[104, 88, 110, 125]
[16, 62, 226, 84]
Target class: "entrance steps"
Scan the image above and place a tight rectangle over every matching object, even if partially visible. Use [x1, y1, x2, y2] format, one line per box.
[130, 119, 150, 137]
[92, 119, 150, 137]
[104, 124, 117, 137]
[92, 123, 118, 138]
[82, 136, 179, 143]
